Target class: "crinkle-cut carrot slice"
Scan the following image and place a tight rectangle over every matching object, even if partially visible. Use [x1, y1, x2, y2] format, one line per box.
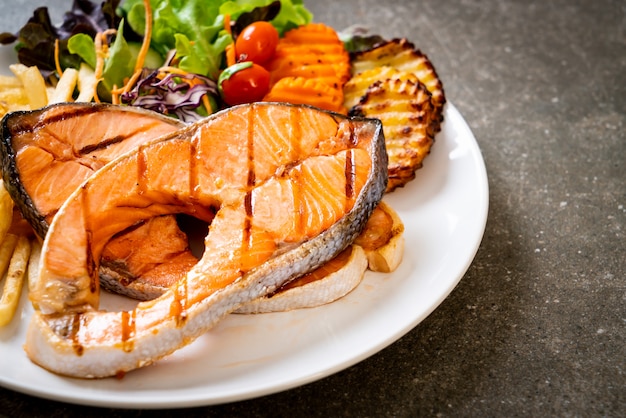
[266, 48, 350, 86]
[264, 76, 346, 114]
[265, 23, 351, 87]
[269, 64, 343, 90]
[282, 22, 344, 44]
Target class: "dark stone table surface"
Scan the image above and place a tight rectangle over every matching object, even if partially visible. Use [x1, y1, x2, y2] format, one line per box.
[0, 0, 623, 416]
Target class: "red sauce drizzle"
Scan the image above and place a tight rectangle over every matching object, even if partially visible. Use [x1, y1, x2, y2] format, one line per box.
[189, 134, 200, 200]
[171, 279, 188, 326]
[293, 166, 305, 236]
[70, 313, 84, 356]
[136, 145, 148, 195]
[290, 108, 305, 235]
[241, 106, 256, 272]
[120, 310, 136, 353]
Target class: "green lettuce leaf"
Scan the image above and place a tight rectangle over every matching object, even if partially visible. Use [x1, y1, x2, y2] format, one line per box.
[121, 0, 229, 79]
[101, 21, 136, 95]
[68, 21, 135, 101]
[119, 0, 313, 80]
[67, 33, 97, 68]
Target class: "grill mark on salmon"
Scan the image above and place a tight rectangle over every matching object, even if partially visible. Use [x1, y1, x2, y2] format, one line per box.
[25, 102, 387, 378]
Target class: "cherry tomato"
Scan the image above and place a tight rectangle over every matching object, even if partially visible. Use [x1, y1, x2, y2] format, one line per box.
[219, 62, 270, 106]
[235, 21, 279, 65]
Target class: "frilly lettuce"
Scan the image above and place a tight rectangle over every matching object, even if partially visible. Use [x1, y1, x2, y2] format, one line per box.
[119, 0, 313, 79]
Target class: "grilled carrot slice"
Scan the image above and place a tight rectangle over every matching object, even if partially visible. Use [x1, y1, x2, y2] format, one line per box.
[264, 76, 346, 114]
[262, 23, 350, 112]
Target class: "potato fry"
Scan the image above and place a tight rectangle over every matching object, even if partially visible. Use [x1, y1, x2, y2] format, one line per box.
[0, 87, 29, 103]
[10, 63, 48, 109]
[48, 68, 78, 104]
[0, 76, 30, 117]
[76, 63, 97, 103]
[0, 180, 14, 244]
[0, 235, 31, 326]
[0, 74, 22, 88]
[0, 233, 18, 278]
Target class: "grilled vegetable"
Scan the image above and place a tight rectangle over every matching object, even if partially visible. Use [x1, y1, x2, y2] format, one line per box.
[349, 76, 438, 192]
[350, 38, 446, 127]
[264, 76, 345, 113]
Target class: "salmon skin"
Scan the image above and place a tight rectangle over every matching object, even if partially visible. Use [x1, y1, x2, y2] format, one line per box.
[25, 102, 388, 378]
[0, 102, 193, 299]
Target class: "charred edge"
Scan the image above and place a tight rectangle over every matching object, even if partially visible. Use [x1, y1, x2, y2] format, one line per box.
[2, 104, 104, 138]
[77, 135, 128, 155]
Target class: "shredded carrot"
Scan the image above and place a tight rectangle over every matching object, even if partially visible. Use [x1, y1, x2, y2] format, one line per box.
[134, 0, 153, 74]
[110, 0, 154, 103]
[111, 85, 119, 104]
[223, 15, 237, 66]
[93, 31, 109, 103]
[224, 14, 232, 35]
[225, 44, 237, 67]
[54, 39, 63, 77]
[201, 95, 212, 113]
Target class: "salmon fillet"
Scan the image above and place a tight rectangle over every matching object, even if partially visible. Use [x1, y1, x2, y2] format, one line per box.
[25, 102, 388, 378]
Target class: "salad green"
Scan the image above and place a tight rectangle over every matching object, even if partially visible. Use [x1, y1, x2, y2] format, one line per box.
[1, 0, 313, 120]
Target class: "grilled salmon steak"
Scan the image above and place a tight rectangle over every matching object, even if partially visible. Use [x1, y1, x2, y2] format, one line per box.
[25, 102, 388, 378]
[0, 103, 198, 299]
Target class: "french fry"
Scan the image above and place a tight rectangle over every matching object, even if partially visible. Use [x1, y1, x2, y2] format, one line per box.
[76, 63, 97, 103]
[0, 180, 14, 244]
[0, 235, 31, 326]
[0, 74, 29, 117]
[0, 74, 22, 88]
[0, 87, 29, 104]
[48, 67, 79, 104]
[48, 67, 78, 104]
[10, 63, 48, 109]
[0, 233, 18, 278]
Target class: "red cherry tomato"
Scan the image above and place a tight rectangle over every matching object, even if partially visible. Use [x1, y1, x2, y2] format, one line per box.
[219, 62, 271, 106]
[235, 21, 279, 65]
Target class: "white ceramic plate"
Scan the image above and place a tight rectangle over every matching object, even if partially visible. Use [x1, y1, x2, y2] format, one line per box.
[0, 46, 488, 408]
